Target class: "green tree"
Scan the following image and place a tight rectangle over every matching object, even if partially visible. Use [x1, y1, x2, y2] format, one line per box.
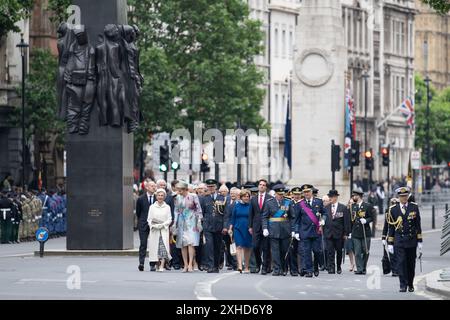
[9, 49, 64, 146]
[421, 0, 450, 14]
[0, 0, 33, 37]
[128, 0, 267, 149]
[415, 74, 450, 164]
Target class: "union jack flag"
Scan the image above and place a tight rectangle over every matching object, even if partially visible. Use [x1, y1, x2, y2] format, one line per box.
[399, 97, 415, 132]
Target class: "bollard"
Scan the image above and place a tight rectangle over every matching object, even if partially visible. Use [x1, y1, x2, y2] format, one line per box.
[432, 205, 435, 229]
[446, 203, 448, 213]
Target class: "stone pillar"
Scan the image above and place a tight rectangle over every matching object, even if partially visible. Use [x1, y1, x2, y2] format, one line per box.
[66, 0, 134, 250]
[289, 0, 349, 199]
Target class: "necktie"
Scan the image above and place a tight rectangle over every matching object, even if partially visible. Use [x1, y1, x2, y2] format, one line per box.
[259, 194, 263, 210]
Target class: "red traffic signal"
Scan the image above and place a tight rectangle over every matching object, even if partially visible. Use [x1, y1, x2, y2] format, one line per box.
[364, 150, 372, 158]
[381, 147, 389, 156]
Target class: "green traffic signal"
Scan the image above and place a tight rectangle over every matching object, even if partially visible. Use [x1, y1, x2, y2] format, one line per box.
[171, 161, 179, 170]
[159, 164, 168, 172]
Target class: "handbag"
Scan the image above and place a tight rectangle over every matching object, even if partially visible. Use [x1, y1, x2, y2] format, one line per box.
[229, 231, 237, 256]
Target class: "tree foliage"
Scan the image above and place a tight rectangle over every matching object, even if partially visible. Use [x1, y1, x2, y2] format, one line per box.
[9, 49, 65, 146]
[421, 0, 450, 14]
[0, 0, 33, 37]
[128, 0, 267, 147]
[414, 74, 450, 164]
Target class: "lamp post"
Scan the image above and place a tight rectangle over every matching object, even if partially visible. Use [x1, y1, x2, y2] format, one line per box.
[362, 70, 369, 153]
[16, 33, 29, 191]
[424, 76, 432, 165]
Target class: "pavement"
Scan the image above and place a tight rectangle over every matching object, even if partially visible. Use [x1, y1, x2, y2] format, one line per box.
[0, 205, 449, 300]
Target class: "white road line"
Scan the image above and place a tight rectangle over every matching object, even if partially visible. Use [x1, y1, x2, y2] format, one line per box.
[194, 272, 238, 300]
[255, 277, 279, 300]
[16, 278, 97, 284]
[0, 253, 33, 258]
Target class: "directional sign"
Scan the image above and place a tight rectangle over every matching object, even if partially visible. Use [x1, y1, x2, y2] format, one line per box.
[35, 227, 49, 243]
[411, 151, 421, 170]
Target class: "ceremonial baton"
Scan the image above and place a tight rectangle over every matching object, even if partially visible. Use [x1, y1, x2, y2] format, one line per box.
[418, 251, 423, 273]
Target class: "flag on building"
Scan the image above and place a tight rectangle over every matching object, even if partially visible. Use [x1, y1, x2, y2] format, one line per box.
[399, 97, 415, 132]
[344, 88, 355, 170]
[284, 97, 292, 169]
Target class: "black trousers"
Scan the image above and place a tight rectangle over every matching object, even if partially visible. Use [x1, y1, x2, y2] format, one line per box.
[289, 238, 299, 273]
[195, 232, 206, 268]
[396, 246, 417, 288]
[205, 231, 223, 269]
[326, 237, 344, 271]
[138, 227, 149, 266]
[270, 237, 290, 273]
[170, 242, 182, 267]
[252, 232, 272, 271]
[223, 234, 237, 268]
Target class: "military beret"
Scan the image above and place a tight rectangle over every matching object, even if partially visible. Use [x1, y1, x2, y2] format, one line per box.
[300, 184, 313, 192]
[396, 186, 410, 196]
[272, 184, 286, 194]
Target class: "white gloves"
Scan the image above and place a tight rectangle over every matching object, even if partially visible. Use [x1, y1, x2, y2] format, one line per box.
[382, 239, 387, 246]
[294, 233, 300, 241]
[263, 229, 269, 237]
[319, 220, 325, 226]
[348, 233, 352, 239]
[388, 245, 394, 254]
[360, 218, 367, 225]
[418, 242, 423, 251]
[291, 231, 295, 238]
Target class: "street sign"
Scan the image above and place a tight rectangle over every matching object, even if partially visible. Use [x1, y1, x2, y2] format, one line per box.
[411, 151, 421, 170]
[35, 227, 49, 258]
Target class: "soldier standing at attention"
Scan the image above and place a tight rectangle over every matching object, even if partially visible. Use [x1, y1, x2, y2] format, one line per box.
[387, 187, 422, 292]
[349, 187, 375, 275]
[294, 184, 327, 277]
[288, 187, 303, 276]
[262, 184, 295, 276]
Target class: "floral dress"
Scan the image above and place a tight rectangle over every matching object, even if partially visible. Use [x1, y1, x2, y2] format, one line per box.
[174, 193, 203, 249]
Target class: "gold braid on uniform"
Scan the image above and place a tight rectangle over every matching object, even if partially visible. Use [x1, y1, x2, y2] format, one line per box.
[386, 205, 403, 231]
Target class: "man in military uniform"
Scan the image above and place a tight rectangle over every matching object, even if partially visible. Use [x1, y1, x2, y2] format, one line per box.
[38, 189, 50, 229]
[9, 193, 22, 243]
[262, 184, 295, 276]
[20, 194, 31, 240]
[349, 187, 375, 275]
[294, 184, 327, 277]
[382, 198, 399, 276]
[202, 179, 226, 273]
[387, 187, 423, 292]
[288, 187, 302, 276]
[0, 191, 14, 244]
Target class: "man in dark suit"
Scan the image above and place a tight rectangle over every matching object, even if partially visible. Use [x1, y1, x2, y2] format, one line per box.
[324, 189, 351, 274]
[201, 179, 226, 273]
[135, 179, 156, 271]
[248, 179, 273, 275]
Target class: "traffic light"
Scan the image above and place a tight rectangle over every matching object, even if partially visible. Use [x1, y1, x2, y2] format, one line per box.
[171, 161, 179, 171]
[381, 146, 390, 167]
[364, 150, 374, 170]
[331, 144, 341, 172]
[351, 140, 360, 166]
[159, 145, 169, 172]
[200, 152, 210, 173]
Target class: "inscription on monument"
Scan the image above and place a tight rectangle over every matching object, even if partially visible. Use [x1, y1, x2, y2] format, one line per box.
[87, 209, 103, 217]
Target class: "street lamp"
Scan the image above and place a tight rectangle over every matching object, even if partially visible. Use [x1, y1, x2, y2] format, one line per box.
[362, 70, 369, 153]
[424, 76, 432, 165]
[16, 33, 29, 191]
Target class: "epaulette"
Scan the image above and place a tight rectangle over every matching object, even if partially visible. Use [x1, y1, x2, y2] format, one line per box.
[410, 202, 418, 205]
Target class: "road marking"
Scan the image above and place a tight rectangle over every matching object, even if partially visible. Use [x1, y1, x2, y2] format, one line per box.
[255, 277, 279, 300]
[16, 278, 97, 284]
[298, 291, 307, 295]
[194, 272, 238, 300]
[0, 253, 33, 258]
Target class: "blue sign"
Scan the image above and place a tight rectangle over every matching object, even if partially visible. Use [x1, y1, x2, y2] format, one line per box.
[35, 227, 49, 242]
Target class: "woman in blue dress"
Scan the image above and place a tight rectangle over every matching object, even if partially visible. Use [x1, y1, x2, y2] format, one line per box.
[229, 189, 253, 273]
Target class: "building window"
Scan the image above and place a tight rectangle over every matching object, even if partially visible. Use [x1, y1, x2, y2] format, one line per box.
[282, 29, 286, 58]
[393, 20, 405, 55]
[274, 27, 279, 57]
[289, 30, 293, 58]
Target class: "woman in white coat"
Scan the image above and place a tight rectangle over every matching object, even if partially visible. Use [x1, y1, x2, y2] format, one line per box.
[147, 188, 172, 271]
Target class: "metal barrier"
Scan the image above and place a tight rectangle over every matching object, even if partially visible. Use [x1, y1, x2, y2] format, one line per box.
[417, 189, 450, 205]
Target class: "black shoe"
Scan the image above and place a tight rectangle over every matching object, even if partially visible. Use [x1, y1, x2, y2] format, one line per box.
[328, 270, 335, 274]
[219, 263, 224, 270]
[150, 265, 156, 272]
[392, 272, 399, 277]
[299, 270, 306, 277]
[354, 271, 363, 275]
[227, 266, 233, 270]
[320, 266, 326, 271]
[250, 269, 258, 274]
[173, 265, 181, 270]
[164, 264, 171, 271]
[207, 268, 215, 273]
[272, 271, 280, 276]
[291, 272, 299, 277]
[261, 269, 267, 275]
[138, 265, 144, 272]
[214, 268, 220, 273]
[337, 268, 342, 274]
[408, 286, 415, 292]
[305, 272, 313, 278]
[314, 270, 319, 277]
[255, 266, 261, 274]
[362, 271, 367, 275]
[399, 287, 407, 292]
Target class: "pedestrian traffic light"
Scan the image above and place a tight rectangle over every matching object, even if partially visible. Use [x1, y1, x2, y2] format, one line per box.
[365, 150, 374, 170]
[331, 144, 341, 172]
[351, 140, 360, 166]
[159, 145, 169, 172]
[381, 146, 390, 167]
[201, 152, 210, 173]
[171, 161, 179, 171]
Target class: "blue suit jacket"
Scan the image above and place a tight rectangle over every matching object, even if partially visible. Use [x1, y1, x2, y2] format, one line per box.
[294, 197, 327, 239]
